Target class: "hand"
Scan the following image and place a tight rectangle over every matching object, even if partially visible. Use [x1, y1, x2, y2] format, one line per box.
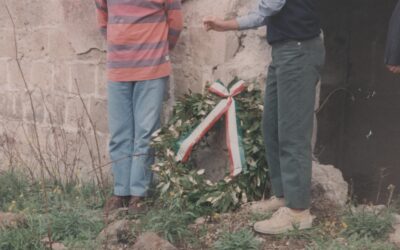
[203, 16, 229, 32]
[387, 65, 400, 74]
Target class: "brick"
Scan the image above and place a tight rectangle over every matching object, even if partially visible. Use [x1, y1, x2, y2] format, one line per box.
[29, 62, 52, 90]
[71, 63, 96, 95]
[89, 97, 108, 133]
[0, 29, 16, 58]
[53, 64, 71, 93]
[96, 64, 107, 98]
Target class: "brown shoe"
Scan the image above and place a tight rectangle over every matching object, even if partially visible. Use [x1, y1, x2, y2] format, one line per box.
[128, 196, 147, 214]
[104, 196, 129, 215]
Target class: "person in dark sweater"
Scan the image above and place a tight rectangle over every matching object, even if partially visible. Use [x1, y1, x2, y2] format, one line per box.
[385, 1, 400, 74]
[203, 0, 325, 234]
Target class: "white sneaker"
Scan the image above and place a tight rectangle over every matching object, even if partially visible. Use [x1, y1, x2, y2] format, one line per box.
[245, 196, 285, 214]
[253, 207, 314, 235]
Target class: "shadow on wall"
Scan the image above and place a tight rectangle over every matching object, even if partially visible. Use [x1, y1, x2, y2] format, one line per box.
[316, 0, 400, 203]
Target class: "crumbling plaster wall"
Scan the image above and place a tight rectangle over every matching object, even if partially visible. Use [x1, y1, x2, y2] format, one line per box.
[173, 0, 269, 96]
[0, 0, 274, 179]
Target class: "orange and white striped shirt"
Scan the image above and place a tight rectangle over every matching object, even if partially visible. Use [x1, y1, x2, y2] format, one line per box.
[95, 0, 183, 82]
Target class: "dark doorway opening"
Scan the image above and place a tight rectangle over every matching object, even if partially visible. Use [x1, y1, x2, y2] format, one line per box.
[316, 0, 400, 203]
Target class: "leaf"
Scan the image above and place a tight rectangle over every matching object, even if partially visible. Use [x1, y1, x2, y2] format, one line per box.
[161, 182, 171, 194]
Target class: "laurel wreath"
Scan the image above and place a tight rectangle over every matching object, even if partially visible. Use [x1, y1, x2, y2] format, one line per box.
[151, 79, 269, 213]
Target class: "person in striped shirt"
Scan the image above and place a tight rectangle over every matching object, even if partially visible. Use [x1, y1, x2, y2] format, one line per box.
[95, 0, 183, 214]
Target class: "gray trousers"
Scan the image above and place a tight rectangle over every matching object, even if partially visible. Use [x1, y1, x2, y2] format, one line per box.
[263, 37, 325, 209]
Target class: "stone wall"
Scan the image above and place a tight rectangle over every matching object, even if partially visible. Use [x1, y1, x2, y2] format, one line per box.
[0, 0, 271, 181]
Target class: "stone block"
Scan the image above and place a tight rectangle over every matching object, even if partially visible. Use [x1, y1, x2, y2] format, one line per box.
[53, 63, 71, 93]
[65, 96, 88, 129]
[22, 91, 46, 124]
[12, 91, 23, 120]
[0, 92, 15, 118]
[7, 60, 26, 90]
[0, 60, 8, 88]
[0, 29, 16, 58]
[48, 29, 76, 60]
[43, 94, 66, 125]
[61, 0, 104, 54]
[5, 0, 63, 28]
[29, 62, 53, 90]
[17, 29, 49, 60]
[0, 6, 13, 29]
[96, 63, 107, 98]
[71, 63, 96, 95]
[89, 97, 108, 133]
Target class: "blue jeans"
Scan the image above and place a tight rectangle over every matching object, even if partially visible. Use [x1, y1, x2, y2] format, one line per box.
[107, 77, 167, 197]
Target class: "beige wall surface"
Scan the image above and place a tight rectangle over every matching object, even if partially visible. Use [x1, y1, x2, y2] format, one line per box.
[0, 0, 271, 182]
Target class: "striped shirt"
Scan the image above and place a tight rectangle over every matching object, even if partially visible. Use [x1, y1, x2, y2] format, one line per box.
[95, 0, 183, 82]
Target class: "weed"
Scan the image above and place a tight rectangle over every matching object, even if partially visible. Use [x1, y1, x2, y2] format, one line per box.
[0, 171, 29, 211]
[0, 215, 44, 250]
[213, 228, 261, 250]
[342, 210, 393, 239]
[141, 206, 196, 244]
[307, 235, 398, 250]
[0, 170, 105, 250]
[278, 225, 322, 241]
[248, 212, 272, 224]
[49, 209, 103, 243]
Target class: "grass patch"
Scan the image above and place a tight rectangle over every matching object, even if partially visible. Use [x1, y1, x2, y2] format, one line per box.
[213, 228, 261, 250]
[308, 235, 398, 250]
[342, 210, 393, 239]
[141, 206, 197, 244]
[0, 216, 44, 250]
[213, 229, 261, 250]
[0, 171, 106, 250]
[49, 209, 103, 243]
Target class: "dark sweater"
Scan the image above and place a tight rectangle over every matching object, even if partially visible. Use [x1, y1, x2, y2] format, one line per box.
[266, 0, 321, 44]
[385, 1, 400, 65]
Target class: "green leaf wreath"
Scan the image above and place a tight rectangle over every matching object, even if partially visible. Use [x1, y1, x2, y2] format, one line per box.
[151, 79, 269, 214]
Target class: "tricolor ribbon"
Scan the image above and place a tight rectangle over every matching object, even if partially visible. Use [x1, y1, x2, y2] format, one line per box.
[176, 80, 247, 177]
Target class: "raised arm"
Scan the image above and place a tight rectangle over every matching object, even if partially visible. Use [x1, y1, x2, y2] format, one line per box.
[237, 0, 286, 30]
[203, 0, 286, 32]
[95, 0, 108, 39]
[166, 0, 184, 50]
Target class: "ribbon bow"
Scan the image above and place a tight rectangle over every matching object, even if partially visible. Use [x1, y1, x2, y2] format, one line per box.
[176, 80, 247, 177]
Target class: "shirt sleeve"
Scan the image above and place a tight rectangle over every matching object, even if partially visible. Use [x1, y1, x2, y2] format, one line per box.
[166, 0, 184, 50]
[95, 0, 108, 39]
[236, 0, 286, 30]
